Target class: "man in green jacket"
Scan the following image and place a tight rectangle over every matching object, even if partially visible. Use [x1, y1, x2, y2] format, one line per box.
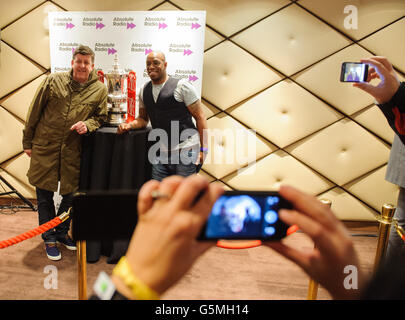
[22, 45, 107, 261]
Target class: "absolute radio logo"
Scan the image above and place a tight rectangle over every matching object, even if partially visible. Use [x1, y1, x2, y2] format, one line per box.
[58, 42, 80, 53]
[169, 43, 193, 56]
[144, 16, 168, 29]
[54, 66, 71, 72]
[52, 17, 74, 29]
[131, 43, 153, 54]
[82, 17, 105, 29]
[113, 17, 136, 29]
[95, 42, 117, 55]
[174, 69, 199, 82]
[176, 17, 201, 30]
[143, 69, 149, 79]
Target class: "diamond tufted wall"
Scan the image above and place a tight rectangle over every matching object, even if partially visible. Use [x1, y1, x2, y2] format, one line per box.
[1, 0, 404, 221]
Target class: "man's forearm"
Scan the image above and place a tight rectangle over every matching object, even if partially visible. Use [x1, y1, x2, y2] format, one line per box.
[195, 117, 208, 149]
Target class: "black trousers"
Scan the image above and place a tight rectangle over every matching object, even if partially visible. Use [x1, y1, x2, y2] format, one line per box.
[36, 187, 73, 243]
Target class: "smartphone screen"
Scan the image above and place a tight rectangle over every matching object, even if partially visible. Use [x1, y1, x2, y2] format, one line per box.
[340, 62, 368, 82]
[198, 191, 293, 241]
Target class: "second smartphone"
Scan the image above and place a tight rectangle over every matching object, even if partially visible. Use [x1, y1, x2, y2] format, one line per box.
[340, 62, 369, 82]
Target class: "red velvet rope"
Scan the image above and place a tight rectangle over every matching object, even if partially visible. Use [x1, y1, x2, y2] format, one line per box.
[0, 217, 63, 249]
[1, 212, 403, 251]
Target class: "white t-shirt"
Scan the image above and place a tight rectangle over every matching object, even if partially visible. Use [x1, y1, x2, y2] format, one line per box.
[139, 77, 200, 150]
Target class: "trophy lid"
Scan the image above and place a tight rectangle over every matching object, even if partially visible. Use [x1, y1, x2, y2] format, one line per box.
[108, 54, 126, 75]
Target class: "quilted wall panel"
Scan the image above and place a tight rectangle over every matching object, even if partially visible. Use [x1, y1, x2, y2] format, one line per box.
[0, 0, 404, 221]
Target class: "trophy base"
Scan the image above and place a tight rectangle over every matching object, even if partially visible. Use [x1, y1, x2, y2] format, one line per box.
[106, 111, 127, 127]
[103, 122, 121, 127]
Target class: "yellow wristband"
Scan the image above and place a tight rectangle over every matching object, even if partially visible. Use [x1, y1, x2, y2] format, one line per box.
[112, 256, 160, 300]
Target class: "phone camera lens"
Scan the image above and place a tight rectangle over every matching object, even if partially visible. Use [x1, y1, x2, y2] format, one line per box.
[267, 196, 279, 206]
[264, 226, 276, 236]
[265, 210, 278, 224]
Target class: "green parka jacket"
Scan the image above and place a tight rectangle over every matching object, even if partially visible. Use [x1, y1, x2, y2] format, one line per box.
[22, 69, 107, 195]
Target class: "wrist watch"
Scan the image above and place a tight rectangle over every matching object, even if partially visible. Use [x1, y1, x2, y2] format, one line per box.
[91, 271, 128, 300]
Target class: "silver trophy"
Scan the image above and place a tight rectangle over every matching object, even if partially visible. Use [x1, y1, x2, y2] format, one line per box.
[98, 55, 128, 126]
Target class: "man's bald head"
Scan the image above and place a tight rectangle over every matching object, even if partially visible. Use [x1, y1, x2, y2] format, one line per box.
[146, 50, 168, 84]
[147, 50, 166, 62]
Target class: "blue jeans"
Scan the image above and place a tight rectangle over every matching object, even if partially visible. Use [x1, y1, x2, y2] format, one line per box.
[36, 187, 73, 244]
[151, 149, 197, 181]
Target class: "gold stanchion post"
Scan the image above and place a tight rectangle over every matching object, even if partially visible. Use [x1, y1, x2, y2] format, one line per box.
[307, 199, 331, 300]
[77, 240, 87, 300]
[307, 276, 319, 300]
[373, 204, 396, 273]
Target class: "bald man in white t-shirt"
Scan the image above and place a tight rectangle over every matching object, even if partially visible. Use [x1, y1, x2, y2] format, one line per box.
[118, 51, 208, 180]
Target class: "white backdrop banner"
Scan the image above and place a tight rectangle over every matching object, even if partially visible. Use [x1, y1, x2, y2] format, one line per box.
[48, 11, 206, 99]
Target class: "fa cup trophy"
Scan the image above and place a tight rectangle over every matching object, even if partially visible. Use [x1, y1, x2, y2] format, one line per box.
[97, 55, 136, 126]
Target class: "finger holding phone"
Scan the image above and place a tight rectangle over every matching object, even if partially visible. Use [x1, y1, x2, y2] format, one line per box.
[111, 175, 224, 299]
[264, 185, 366, 300]
[352, 56, 401, 104]
[107, 174, 364, 300]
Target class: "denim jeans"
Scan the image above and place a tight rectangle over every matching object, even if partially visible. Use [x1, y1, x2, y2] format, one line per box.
[151, 148, 197, 181]
[36, 187, 73, 243]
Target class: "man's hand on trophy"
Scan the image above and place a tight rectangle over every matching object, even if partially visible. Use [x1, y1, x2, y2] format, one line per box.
[117, 122, 131, 134]
[71, 121, 88, 135]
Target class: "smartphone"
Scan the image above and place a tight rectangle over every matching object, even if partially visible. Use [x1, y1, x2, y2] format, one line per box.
[340, 62, 368, 82]
[197, 191, 293, 241]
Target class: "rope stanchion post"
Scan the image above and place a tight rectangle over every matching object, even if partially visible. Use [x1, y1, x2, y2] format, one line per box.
[77, 240, 87, 300]
[307, 198, 331, 300]
[0, 206, 87, 300]
[0, 206, 88, 300]
[307, 277, 319, 300]
[373, 203, 396, 273]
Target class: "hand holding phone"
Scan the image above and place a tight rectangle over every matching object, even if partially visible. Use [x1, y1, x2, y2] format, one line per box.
[197, 191, 293, 241]
[340, 62, 368, 83]
[352, 57, 401, 104]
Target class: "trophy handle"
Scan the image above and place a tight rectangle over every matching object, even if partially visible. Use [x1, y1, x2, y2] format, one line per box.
[127, 71, 137, 123]
[97, 70, 105, 83]
[127, 71, 136, 91]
